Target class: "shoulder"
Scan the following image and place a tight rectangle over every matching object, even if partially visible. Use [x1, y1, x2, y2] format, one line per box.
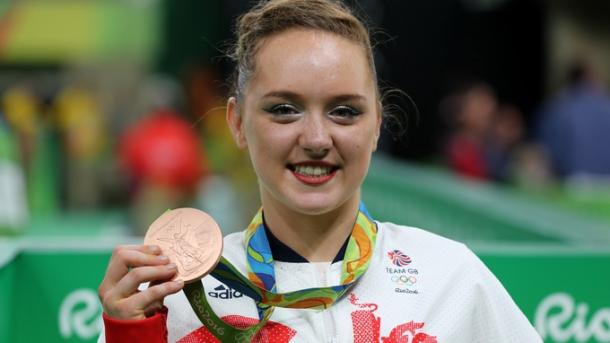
[376, 223, 542, 339]
[375, 222, 529, 307]
[375, 221, 488, 277]
[376, 221, 472, 257]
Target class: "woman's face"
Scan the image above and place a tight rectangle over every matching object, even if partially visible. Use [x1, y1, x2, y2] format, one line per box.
[227, 29, 381, 215]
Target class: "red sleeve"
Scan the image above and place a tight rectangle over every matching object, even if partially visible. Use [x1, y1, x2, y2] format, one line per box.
[446, 136, 488, 180]
[103, 307, 168, 343]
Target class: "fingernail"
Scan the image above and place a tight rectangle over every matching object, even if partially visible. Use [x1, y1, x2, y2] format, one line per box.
[149, 245, 160, 253]
[158, 255, 168, 261]
[167, 263, 177, 269]
[174, 280, 184, 287]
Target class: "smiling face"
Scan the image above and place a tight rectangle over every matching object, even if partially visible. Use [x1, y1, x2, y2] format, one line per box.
[227, 28, 381, 216]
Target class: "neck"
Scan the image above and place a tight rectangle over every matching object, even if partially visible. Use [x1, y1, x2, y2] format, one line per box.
[261, 195, 360, 263]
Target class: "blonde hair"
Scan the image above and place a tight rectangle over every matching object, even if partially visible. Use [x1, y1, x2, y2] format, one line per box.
[229, 0, 378, 101]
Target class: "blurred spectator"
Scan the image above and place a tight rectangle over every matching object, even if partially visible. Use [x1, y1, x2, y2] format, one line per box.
[486, 104, 524, 182]
[120, 111, 207, 234]
[55, 86, 107, 209]
[2, 87, 38, 174]
[442, 82, 497, 180]
[441, 81, 550, 186]
[2, 86, 61, 215]
[537, 61, 610, 180]
[488, 104, 552, 187]
[0, 116, 28, 232]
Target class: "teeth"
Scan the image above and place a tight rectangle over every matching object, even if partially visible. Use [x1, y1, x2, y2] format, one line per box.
[295, 165, 332, 176]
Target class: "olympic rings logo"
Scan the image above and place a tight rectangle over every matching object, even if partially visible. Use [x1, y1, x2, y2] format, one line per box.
[391, 275, 417, 285]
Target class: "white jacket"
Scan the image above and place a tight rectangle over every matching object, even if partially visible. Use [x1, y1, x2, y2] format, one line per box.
[100, 221, 542, 342]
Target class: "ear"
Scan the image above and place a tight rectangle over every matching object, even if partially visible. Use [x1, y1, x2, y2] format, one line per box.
[226, 97, 247, 149]
[373, 100, 383, 151]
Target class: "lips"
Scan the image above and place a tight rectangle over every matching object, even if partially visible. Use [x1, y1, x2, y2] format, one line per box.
[288, 162, 339, 185]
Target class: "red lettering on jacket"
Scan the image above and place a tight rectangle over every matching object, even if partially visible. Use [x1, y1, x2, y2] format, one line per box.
[179, 294, 437, 342]
[177, 315, 296, 343]
[350, 293, 381, 342]
[350, 293, 437, 343]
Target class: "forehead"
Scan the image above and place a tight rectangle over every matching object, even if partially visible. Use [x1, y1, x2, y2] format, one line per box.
[246, 29, 375, 100]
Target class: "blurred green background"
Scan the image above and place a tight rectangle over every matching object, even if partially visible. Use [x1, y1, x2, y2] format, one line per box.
[1, 1, 610, 342]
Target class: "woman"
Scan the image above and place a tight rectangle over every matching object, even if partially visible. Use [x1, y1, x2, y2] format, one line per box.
[98, 0, 542, 342]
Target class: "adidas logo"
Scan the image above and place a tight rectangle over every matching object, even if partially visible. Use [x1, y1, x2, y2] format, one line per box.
[208, 285, 244, 299]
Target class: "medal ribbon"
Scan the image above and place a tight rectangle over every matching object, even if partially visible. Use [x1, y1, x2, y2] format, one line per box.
[183, 202, 377, 341]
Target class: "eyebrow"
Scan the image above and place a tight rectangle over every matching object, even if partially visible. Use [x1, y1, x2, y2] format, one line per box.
[261, 91, 367, 103]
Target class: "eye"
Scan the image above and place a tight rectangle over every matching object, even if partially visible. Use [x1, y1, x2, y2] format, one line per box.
[264, 104, 300, 116]
[329, 105, 362, 119]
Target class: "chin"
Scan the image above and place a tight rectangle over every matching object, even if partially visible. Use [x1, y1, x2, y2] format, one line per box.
[285, 192, 352, 216]
[261, 179, 359, 216]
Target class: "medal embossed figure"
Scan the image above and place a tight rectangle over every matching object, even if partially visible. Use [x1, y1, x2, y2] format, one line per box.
[144, 208, 223, 283]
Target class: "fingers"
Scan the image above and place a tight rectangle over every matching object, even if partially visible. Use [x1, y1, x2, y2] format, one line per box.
[103, 263, 177, 307]
[107, 245, 165, 280]
[129, 280, 184, 316]
[99, 244, 182, 320]
[115, 263, 179, 298]
[103, 278, 183, 320]
[99, 245, 168, 296]
[143, 299, 164, 318]
[101, 264, 182, 319]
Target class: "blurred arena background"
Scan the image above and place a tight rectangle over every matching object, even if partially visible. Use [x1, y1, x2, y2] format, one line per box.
[1, 0, 609, 342]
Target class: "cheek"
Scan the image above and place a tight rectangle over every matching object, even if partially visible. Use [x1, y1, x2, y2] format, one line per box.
[245, 120, 294, 166]
[345, 119, 379, 153]
[337, 127, 377, 163]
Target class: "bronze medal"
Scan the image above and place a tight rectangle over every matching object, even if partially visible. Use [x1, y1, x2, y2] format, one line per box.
[144, 208, 223, 283]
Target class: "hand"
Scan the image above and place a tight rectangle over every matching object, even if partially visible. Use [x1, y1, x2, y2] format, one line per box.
[98, 244, 184, 320]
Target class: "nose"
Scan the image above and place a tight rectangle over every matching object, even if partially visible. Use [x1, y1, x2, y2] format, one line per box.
[298, 112, 332, 158]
